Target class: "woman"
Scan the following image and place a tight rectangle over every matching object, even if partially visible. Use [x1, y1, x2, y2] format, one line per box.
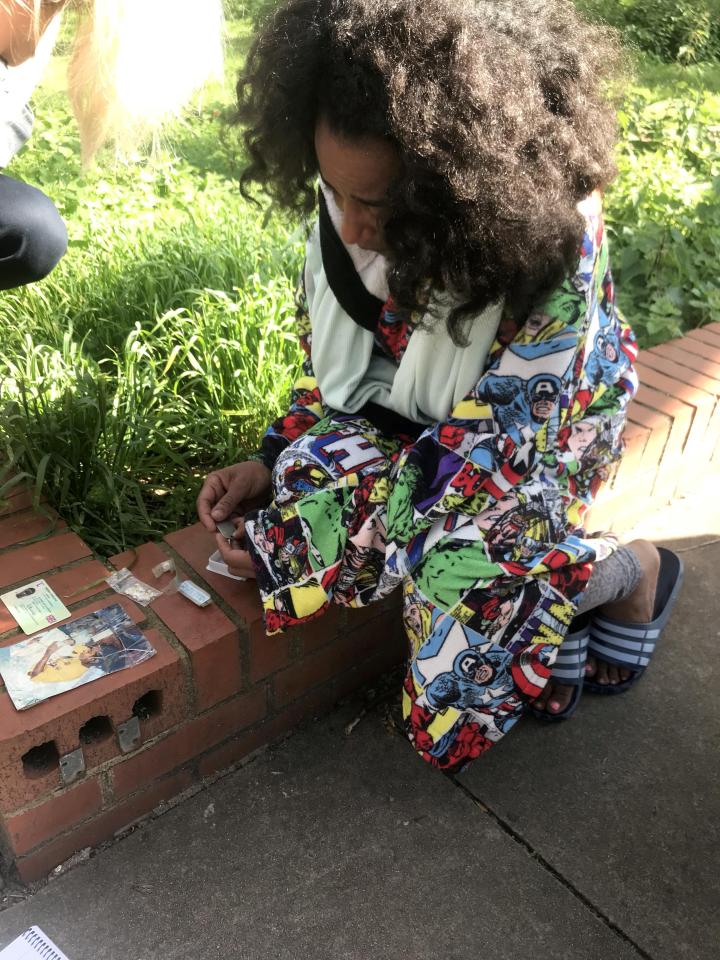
[197, 0, 683, 774]
[0, 0, 223, 289]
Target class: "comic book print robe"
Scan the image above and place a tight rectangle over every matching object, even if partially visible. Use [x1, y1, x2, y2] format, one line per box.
[244, 200, 638, 774]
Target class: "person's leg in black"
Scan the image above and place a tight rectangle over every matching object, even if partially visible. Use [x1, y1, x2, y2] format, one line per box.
[0, 173, 67, 290]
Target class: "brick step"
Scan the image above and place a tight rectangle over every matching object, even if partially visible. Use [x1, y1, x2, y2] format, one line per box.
[2, 324, 720, 885]
[0, 519, 402, 884]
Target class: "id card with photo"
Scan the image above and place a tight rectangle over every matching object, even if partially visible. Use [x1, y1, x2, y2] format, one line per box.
[0, 579, 71, 635]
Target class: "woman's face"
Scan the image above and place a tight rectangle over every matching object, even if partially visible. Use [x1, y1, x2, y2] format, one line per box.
[314, 118, 401, 254]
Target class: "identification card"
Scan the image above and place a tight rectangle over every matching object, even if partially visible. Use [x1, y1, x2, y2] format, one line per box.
[0, 579, 71, 635]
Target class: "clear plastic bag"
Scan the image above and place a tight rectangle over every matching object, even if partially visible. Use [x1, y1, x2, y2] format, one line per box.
[106, 568, 163, 606]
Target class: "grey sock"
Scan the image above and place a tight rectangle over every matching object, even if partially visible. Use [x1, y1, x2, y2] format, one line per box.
[575, 545, 643, 616]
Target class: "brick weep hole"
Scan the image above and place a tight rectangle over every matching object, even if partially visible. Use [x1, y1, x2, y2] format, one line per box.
[2, 324, 720, 884]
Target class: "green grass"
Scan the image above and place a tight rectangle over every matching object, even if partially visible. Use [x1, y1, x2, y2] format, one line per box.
[1, 16, 305, 553]
[1, 9, 719, 554]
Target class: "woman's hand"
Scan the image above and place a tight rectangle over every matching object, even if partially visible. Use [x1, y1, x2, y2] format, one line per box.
[213, 519, 257, 579]
[196, 460, 272, 532]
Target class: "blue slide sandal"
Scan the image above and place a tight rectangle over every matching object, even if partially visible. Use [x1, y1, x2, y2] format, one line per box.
[585, 546, 684, 695]
[531, 614, 590, 722]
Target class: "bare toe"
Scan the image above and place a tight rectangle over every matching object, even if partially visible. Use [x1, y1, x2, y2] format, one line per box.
[534, 680, 574, 714]
[607, 664, 621, 685]
[585, 654, 597, 678]
[547, 683, 574, 714]
[595, 660, 610, 685]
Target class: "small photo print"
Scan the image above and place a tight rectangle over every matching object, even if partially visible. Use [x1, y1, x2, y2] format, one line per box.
[0, 603, 156, 711]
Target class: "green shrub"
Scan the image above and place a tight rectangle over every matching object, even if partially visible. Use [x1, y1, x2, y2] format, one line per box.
[576, 0, 720, 63]
[604, 60, 720, 345]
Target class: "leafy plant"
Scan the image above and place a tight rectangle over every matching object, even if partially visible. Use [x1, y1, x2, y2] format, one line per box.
[604, 60, 720, 344]
[576, 0, 720, 64]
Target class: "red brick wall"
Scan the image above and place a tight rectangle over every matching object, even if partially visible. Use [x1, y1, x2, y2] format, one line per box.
[0, 510, 402, 884]
[587, 324, 720, 530]
[2, 323, 720, 884]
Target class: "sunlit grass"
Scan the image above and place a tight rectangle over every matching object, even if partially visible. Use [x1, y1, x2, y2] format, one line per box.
[2, 6, 719, 553]
[1, 16, 304, 553]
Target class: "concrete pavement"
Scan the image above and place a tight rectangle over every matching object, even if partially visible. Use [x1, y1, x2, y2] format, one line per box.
[0, 491, 717, 960]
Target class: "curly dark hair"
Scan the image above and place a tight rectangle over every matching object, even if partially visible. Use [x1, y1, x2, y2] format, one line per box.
[237, 0, 623, 342]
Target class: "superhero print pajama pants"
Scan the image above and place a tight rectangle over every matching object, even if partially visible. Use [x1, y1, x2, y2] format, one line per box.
[244, 412, 580, 774]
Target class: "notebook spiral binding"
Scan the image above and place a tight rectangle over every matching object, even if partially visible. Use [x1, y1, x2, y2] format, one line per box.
[21, 929, 65, 960]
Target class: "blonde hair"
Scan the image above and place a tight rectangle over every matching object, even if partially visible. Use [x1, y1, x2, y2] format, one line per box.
[7, 0, 224, 163]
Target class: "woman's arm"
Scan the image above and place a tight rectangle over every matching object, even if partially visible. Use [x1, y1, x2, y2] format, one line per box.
[27, 639, 61, 678]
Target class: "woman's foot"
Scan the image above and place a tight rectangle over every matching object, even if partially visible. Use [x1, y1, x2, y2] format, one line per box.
[533, 539, 661, 713]
[532, 679, 576, 716]
[584, 539, 660, 687]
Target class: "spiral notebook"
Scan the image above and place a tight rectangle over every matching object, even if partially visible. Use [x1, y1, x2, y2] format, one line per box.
[0, 927, 71, 959]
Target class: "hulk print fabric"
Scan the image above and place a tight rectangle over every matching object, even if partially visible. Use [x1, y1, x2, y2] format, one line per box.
[244, 207, 638, 773]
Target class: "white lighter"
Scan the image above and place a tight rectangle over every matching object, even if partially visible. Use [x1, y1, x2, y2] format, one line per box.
[177, 580, 212, 608]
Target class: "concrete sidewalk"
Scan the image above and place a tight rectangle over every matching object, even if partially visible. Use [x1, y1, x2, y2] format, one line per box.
[0, 493, 718, 960]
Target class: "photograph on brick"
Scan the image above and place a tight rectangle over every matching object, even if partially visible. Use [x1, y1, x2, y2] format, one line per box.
[0, 604, 155, 711]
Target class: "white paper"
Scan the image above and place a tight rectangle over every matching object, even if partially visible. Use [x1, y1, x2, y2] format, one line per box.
[206, 550, 246, 581]
[0, 926, 71, 959]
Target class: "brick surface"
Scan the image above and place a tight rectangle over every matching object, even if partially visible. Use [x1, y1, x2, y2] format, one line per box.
[5, 777, 102, 857]
[0, 488, 33, 518]
[0, 510, 65, 552]
[640, 352, 720, 400]
[111, 687, 267, 798]
[165, 523, 264, 626]
[0, 622, 188, 813]
[14, 770, 194, 884]
[249, 618, 292, 682]
[0, 562, 113, 636]
[197, 685, 341, 781]
[642, 345, 720, 488]
[632, 385, 694, 500]
[652, 342, 720, 382]
[626, 401, 672, 479]
[688, 327, 720, 350]
[609, 421, 650, 490]
[203, 618, 403, 782]
[636, 361, 719, 488]
[272, 624, 387, 708]
[299, 603, 343, 655]
[587, 471, 660, 533]
[111, 542, 244, 709]
[0, 533, 92, 590]
[678, 336, 720, 365]
[153, 591, 241, 711]
[77, 712, 122, 772]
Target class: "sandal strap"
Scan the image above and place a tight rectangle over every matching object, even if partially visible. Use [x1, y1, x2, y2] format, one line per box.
[589, 621, 657, 668]
[592, 616, 661, 641]
[551, 626, 589, 686]
[587, 548, 684, 672]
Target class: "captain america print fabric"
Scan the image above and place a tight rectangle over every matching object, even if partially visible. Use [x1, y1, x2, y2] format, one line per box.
[244, 205, 638, 773]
